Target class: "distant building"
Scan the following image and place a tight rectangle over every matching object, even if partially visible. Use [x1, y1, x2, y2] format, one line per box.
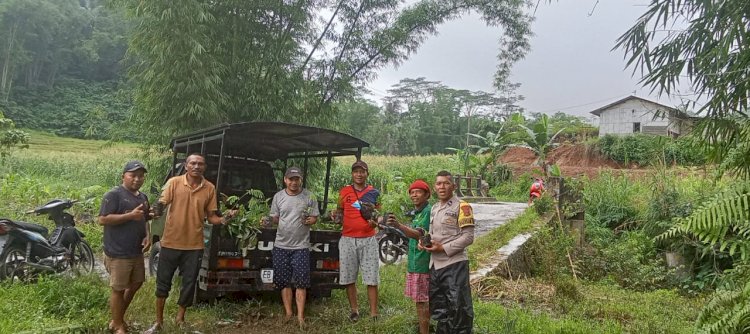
[589, 95, 696, 137]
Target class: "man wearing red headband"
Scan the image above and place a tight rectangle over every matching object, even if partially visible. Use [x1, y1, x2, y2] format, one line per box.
[386, 179, 432, 334]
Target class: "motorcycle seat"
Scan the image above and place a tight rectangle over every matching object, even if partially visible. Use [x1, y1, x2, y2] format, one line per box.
[14, 221, 49, 237]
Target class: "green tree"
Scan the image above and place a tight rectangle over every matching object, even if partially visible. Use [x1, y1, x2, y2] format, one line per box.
[508, 113, 564, 176]
[385, 77, 522, 156]
[111, 0, 534, 143]
[0, 109, 28, 158]
[467, 120, 515, 180]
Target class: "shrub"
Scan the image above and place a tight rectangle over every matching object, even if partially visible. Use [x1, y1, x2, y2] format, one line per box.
[533, 193, 553, 215]
[489, 171, 534, 203]
[695, 280, 750, 334]
[554, 277, 583, 301]
[596, 134, 705, 166]
[583, 173, 644, 229]
[526, 226, 577, 280]
[486, 163, 513, 186]
[579, 228, 678, 291]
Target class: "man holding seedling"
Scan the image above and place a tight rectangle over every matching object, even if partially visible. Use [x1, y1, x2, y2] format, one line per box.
[145, 153, 235, 333]
[98, 160, 151, 334]
[269, 166, 319, 329]
[386, 179, 432, 334]
[331, 160, 381, 322]
[420, 170, 475, 334]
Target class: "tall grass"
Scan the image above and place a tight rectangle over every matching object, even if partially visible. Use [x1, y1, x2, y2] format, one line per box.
[583, 172, 647, 229]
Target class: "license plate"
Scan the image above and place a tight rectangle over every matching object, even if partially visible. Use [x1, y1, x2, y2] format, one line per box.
[0, 235, 7, 252]
[260, 269, 274, 284]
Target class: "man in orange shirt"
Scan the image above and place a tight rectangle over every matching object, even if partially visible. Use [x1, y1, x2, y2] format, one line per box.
[331, 160, 380, 322]
[145, 154, 235, 333]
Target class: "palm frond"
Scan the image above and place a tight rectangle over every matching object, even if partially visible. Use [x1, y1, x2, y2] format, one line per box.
[696, 281, 750, 334]
[659, 182, 750, 260]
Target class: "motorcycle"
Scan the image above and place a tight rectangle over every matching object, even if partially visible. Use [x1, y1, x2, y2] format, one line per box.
[0, 199, 95, 282]
[377, 212, 411, 265]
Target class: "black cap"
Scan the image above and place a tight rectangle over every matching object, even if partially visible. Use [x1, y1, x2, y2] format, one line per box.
[123, 160, 147, 173]
[284, 166, 303, 178]
[351, 160, 368, 171]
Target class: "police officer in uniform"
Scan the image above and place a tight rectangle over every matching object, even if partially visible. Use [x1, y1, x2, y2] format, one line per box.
[420, 170, 475, 334]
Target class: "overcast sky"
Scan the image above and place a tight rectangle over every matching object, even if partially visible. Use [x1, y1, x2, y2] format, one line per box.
[367, 1, 695, 120]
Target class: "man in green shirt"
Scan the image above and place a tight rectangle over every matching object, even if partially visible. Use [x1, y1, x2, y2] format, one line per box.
[386, 179, 432, 334]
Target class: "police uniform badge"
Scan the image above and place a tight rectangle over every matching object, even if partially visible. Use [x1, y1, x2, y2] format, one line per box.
[458, 201, 475, 228]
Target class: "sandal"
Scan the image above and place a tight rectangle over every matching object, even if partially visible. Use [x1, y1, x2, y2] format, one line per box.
[349, 311, 359, 322]
[143, 323, 162, 334]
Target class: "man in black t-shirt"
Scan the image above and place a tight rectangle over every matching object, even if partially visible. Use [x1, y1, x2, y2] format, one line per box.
[98, 161, 151, 334]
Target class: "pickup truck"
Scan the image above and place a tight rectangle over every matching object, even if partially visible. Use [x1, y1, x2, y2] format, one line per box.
[150, 122, 369, 303]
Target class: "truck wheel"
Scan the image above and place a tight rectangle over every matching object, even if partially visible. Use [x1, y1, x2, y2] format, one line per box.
[194, 287, 217, 305]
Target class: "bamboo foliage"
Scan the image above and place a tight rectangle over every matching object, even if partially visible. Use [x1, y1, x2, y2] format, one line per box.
[111, 0, 534, 144]
[660, 182, 750, 260]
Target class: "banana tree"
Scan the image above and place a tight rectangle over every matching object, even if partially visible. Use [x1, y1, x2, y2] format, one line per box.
[508, 113, 565, 176]
[445, 146, 483, 177]
[466, 121, 515, 179]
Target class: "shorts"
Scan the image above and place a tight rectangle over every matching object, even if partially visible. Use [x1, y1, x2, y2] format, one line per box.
[338, 236, 379, 286]
[404, 272, 430, 303]
[272, 247, 311, 289]
[104, 255, 145, 291]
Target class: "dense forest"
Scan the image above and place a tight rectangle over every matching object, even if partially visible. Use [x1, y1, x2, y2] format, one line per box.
[0, 0, 131, 139]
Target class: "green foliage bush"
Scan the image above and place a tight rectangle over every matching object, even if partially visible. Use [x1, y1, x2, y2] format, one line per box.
[596, 134, 705, 166]
[579, 227, 678, 291]
[533, 193, 553, 215]
[486, 163, 513, 186]
[583, 172, 645, 229]
[489, 171, 533, 202]
[526, 226, 577, 280]
[695, 280, 750, 334]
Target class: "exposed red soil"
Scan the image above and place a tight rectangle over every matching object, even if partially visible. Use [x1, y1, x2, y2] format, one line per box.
[499, 144, 647, 179]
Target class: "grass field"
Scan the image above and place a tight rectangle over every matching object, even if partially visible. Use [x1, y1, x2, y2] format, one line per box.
[0, 131, 704, 333]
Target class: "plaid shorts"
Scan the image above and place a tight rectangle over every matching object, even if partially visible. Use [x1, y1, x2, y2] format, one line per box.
[404, 272, 430, 302]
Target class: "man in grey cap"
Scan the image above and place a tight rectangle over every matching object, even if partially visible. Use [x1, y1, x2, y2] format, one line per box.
[98, 160, 151, 334]
[269, 166, 319, 328]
